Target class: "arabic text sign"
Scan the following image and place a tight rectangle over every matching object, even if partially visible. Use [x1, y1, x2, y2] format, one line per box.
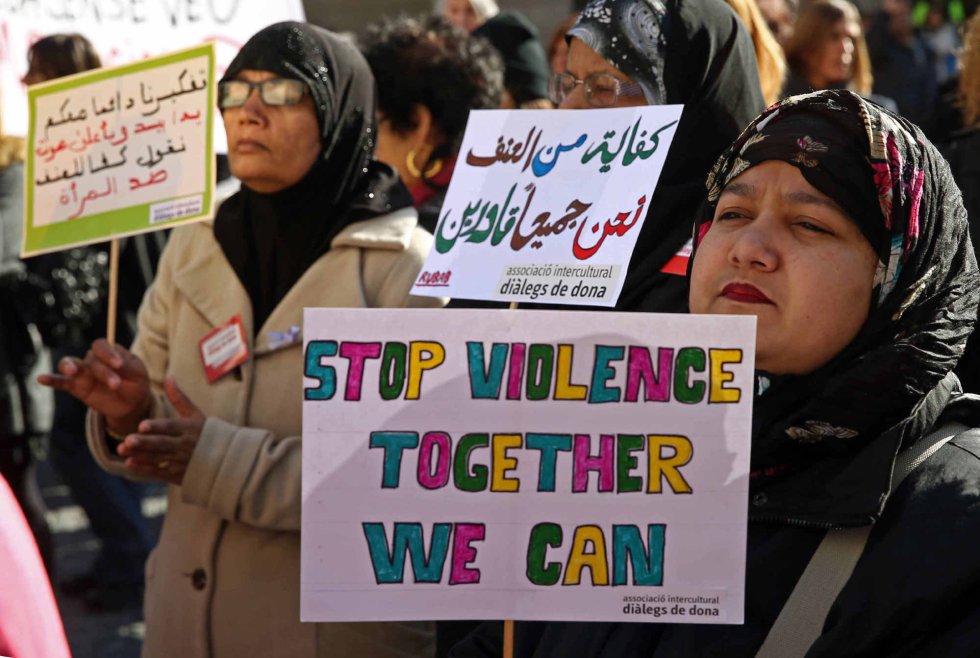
[0, 0, 305, 140]
[24, 44, 215, 256]
[410, 106, 682, 307]
[301, 308, 754, 624]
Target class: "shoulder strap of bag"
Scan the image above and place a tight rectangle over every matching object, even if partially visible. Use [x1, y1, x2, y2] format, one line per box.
[755, 420, 969, 658]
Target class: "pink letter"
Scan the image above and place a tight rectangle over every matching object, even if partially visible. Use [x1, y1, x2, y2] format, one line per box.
[573, 434, 615, 492]
[340, 342, 383, 400]
[449, 523, 486, 584]
[506, 343, 526, 400]
[418, 432, 452, 489]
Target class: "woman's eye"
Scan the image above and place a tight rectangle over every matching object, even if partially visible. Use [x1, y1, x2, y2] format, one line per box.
[717, 210, 747, 221]
[797, 220, 832, 235]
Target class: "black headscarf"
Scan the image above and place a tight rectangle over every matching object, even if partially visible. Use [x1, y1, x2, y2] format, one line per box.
[568, 0, 765, 312]
[214, 22, 412, 328]
[692, 90, 979, 525]
[473, 12, 550, 105]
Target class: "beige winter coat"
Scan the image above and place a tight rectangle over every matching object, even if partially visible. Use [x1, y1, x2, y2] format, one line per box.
[88, 208, 442, 658]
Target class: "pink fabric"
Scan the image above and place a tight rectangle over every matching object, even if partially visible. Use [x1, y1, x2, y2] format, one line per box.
[0, 475, 71, 658]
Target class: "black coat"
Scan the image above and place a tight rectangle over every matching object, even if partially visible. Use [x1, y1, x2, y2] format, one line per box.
[451, 385, 980, 657]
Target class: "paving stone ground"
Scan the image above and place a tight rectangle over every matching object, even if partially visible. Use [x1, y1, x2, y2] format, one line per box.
[38, 458, 165, 658]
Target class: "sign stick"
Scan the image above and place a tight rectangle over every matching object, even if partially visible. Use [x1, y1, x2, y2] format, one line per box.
[107, 238, 120, 344]
[504, 299, 518, 655]
[503, 619, 515, 658]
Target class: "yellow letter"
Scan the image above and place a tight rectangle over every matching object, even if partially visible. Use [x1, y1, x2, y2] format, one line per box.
[647, 435, 693, 494]
[491, 434, 523, 492]
[709, 349, 742, 403]
[563, 525, 609, 586]
[554, 344, 587, 400]
[406, 341, 446, 399]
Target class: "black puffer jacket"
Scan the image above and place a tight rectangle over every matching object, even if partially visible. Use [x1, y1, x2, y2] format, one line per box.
[452, 379, 980, 658]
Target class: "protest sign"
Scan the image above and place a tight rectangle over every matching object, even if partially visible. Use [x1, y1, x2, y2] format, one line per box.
[301, 308, 755, 625]
[23, 44, 215, 256]
[0, 0, 304, 140]
[410, 106, 683, 307]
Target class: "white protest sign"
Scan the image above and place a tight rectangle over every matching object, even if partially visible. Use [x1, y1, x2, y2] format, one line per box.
[0, 0, 304, 141]
[24, 44, 215, 255]
[410, 106, 682, 307]
[302, 308, 754, 624]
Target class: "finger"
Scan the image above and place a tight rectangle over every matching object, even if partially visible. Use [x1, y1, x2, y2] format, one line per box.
[124, 453, 186, 469]
[97, 342, 149, 382]
[85, 357, 124, 389]
[91, 338, 125, 370]
[164, 377, 203, 419]
[136, 417, 197, 436]
[38, 373, 76, 390]
[56, 356, 83, 377]
[124, 458, 181, 483]
[120, 433, 188, 455]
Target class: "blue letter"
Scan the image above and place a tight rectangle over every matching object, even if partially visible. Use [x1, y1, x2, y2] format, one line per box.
[369, 432, 419, 488]
[590, 346, 624, 403]
[612, 524, 665, 586]
[525, 434, 573, 491]
[304, 341, 338, 400]
[362, 523, 452, 583]
[468, 342, 508, 399]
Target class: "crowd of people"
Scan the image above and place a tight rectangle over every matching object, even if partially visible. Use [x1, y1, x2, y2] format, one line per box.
[0, 0, 979, 656]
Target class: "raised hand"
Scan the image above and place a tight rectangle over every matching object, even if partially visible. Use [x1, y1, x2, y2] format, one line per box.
[117, 377, 205, 485]
[38, 338, 152, 436]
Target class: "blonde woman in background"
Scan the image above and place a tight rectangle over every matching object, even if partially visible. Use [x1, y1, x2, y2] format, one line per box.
[783, 0, 896, 109]
[725, 0, 787, 104]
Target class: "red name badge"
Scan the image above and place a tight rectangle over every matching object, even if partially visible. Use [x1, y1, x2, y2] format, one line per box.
[199, 315, 250, 383]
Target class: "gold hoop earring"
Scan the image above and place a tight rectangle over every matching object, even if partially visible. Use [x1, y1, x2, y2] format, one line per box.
[406, 147, 443, 180]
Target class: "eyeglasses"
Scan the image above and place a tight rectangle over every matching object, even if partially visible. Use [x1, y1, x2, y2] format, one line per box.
[548, 72, 645, 108]
[217, 78, 307, 109]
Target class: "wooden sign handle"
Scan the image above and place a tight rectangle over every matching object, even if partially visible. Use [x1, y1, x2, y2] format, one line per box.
[508, 302, 520, 310]
[503, 619, 515, 658]
[106, 238, 120, 344]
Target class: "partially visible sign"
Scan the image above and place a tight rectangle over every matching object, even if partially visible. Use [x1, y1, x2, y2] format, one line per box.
[0, 0, 304, 142]
[410, 106, 682, 306]
[24, 44, 215, 256]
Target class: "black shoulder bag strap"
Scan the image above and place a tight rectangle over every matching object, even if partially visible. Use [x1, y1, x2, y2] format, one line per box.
[755, 421, 969, 658]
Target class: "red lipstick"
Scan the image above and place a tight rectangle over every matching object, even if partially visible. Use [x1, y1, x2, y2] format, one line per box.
[721, 283, 773, 304]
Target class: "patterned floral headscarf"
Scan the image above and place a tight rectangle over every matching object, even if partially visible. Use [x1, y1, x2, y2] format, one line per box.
[691, 90, 979, 524]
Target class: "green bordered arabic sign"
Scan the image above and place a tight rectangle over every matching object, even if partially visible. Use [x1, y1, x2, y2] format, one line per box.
[24, 43, 216, 257]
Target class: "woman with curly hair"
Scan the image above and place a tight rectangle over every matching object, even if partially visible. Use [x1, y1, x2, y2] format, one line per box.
[360, 15, 504, 232]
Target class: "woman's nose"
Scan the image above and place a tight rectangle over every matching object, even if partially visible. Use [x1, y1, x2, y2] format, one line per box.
[728, 225, 778, 271]
[239, 87, 265, 121]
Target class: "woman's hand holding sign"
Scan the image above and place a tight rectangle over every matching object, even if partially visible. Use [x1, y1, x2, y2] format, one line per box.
[39, 338, 152, 436]
[117, 378, 204, 485]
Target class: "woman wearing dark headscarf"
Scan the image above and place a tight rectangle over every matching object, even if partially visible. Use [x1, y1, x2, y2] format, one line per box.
[551, 0, 765, 312]
[40, 22, 440, 658]
[453, 90, 980, 657]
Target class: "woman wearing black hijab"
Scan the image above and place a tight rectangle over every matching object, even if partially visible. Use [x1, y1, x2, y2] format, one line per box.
[453, 90, 980, 657]
[41, 22, 440, 658]
[554, 0, 765, 312]
[448, 0, 763, 315]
